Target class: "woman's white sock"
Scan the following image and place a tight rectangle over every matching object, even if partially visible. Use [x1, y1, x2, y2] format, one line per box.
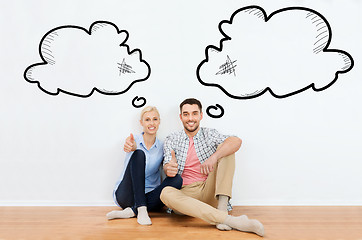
[137, 206, 152, 225]
[106, 207, 135, 220]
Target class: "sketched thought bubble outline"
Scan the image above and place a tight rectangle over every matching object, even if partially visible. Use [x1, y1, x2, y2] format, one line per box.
[24, 21, 151, 98]
[196, 6, 354, 100]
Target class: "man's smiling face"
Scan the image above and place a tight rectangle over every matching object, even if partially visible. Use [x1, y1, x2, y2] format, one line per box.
[180, 104, 203, 135]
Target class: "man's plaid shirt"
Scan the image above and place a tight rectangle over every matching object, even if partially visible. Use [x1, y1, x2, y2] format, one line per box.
[163, 127, 229, 174]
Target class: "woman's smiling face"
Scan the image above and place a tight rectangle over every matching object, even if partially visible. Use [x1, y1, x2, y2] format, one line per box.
[140, 110, 160, 136]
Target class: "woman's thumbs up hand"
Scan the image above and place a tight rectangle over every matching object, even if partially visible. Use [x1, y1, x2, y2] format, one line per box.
[124, 133, 137, 152]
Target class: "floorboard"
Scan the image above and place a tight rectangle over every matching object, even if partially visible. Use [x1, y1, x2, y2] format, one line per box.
[0, 206, 361, 239]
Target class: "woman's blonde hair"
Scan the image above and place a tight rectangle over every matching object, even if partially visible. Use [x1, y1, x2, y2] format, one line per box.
[140, 106, 160, 120]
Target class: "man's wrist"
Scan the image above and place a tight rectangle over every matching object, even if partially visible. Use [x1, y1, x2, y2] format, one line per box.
[211, 152, 219, 162]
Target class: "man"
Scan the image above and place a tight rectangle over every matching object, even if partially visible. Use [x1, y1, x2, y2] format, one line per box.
[160, 98, 264, 236]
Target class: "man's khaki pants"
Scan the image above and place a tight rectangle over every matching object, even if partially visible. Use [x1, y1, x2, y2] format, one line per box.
[160, 153, 235, 225]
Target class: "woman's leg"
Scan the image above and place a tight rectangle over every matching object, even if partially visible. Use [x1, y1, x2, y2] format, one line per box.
[146, 174, 183, 212]
[115, 150, 147, 213]
[108, 150, 148, 222]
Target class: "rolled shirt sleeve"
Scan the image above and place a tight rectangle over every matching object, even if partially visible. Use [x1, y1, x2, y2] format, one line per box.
[163, 135, 174, 166]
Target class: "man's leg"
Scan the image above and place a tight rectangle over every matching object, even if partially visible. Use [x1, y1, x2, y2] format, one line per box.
[146, 175, 183, 212]
[160, 186, 228, 224]
[202, 153, 235, 203]
[201, 153, 235, 230]
[160, 186, 264, 236]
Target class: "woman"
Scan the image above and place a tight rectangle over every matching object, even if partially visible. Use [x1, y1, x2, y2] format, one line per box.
[107, 106, 182, 225]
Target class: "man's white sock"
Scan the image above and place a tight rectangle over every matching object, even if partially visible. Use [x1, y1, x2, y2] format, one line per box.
[216, 195, 232, 231]
[224, 215, 264, 237]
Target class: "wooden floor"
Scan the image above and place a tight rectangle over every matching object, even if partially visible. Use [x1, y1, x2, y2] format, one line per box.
[0, 206, 361, 240]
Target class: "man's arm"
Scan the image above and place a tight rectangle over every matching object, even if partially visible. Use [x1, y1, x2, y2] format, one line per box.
[163, 134, 179, 177]
[212, 136, 242, 160]
[200, 136, 242, 175]
[163, 150, 178, 177]
[163, 135, 173, 165]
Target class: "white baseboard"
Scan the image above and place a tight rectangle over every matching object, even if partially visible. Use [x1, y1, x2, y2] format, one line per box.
[231, 199, 362, 206]
[1, 200, 361, 207]
[0, 201, 116, 206]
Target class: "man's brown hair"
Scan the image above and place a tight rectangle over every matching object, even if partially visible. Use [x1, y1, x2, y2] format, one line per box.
[179, 98, 202, 113]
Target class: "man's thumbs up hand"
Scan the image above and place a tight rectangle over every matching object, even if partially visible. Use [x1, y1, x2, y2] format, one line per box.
[170, 150, 177, 163]
[164, 150, 178, 177]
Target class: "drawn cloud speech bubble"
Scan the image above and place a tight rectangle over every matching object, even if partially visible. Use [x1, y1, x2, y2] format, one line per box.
[197, 6, 354, 100]
[24, 21, 150, 97]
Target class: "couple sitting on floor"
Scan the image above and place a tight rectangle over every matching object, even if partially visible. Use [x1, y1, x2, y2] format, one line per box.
[106, 98, 264, 237]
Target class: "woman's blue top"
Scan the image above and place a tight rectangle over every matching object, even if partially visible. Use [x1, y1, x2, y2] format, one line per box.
[113, 133, 164, 205]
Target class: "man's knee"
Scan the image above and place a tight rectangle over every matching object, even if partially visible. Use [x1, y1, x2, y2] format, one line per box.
[217, 153, 235, 164]
[160, 186, 178, 202]
[160, 186, 175, 203]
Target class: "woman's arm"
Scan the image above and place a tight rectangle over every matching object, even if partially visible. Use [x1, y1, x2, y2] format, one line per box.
[124, 133, 137, 152]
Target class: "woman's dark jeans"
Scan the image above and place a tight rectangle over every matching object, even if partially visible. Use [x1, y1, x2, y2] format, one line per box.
[114, 149, 183, 215]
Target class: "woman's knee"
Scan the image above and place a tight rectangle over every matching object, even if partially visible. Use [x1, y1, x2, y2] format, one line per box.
[164, 174, 183, 189]
[130, 149, 146, 165]
[173, 174, 183, 189]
